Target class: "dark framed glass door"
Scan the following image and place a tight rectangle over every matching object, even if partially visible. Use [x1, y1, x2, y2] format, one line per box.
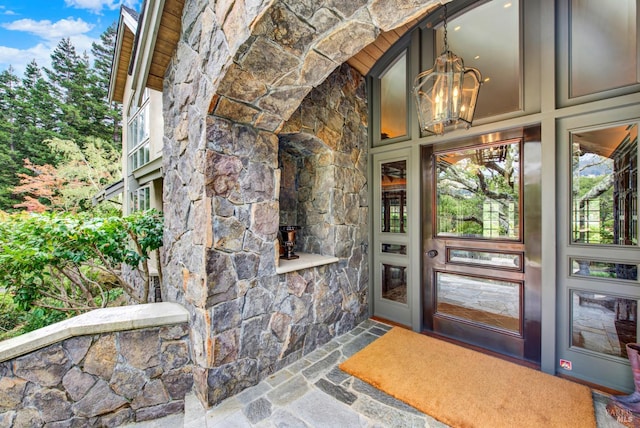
[422, 127, 541, 364]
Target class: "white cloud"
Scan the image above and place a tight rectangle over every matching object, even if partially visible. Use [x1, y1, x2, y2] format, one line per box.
[64, 0, 121, 14]
[0, 5, 15, 15]
[0, 1, 140, 77]
[2, 17, 94, 41]
[0, 44, 51, 76]
[0, 17, 100, 76]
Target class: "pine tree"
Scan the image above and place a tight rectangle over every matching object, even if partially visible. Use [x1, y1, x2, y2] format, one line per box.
[16, 60, 58, 166]
[44, 38, 88, 143]
[0, 66, 20, 152]
[0, 67, 22, 209]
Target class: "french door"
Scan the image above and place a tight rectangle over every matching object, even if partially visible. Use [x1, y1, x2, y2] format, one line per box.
[422, 127, 542, 364]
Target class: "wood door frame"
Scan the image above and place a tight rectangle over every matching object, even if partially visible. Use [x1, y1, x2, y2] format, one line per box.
[420, 125, 542, 364]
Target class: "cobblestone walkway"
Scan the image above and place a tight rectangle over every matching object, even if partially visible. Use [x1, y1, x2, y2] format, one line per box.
[128, 319, 623, 427]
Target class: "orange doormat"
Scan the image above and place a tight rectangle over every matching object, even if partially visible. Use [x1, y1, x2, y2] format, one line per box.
[339, 327, 596, 428]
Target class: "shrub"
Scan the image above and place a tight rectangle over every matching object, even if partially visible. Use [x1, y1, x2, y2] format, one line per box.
[0, 210, 163, 315]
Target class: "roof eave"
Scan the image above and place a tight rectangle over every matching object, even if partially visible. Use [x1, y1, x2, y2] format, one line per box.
[131, 0, 166, 107]
[108, 7, 139, 104]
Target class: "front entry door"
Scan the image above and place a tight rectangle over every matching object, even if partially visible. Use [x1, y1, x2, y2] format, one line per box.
[422, 127, 541, 364]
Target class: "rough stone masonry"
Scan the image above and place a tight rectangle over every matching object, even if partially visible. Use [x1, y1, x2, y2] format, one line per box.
[159, 0, 439, 408]
[0, 324, 192, 427]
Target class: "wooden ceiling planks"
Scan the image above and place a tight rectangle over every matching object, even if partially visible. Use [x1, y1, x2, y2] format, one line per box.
[346, 12, 430, 76]
[112, 29, 135, 103]
[147, 0, 183, 90]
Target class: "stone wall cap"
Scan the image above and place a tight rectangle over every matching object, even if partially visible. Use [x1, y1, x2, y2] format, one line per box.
[0, 302, 189, 362]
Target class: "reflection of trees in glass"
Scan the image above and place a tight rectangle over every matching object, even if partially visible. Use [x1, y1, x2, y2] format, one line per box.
[571, 123, 637, 245]
[436, 142, 520, 239]
[572, 147, 614, 244]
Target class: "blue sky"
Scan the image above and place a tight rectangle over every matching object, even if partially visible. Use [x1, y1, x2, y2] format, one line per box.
[0, 0, 140, 77]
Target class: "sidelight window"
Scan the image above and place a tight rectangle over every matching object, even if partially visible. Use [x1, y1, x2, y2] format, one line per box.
[570, 123, 638, 246]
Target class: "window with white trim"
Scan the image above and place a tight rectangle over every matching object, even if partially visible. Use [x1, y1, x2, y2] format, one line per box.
[127, 90, 150, 171]
[130, 186, 151, 212]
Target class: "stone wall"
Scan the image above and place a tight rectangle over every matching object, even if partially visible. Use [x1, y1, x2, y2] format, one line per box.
[163, 63, 368, 407]
[0, 324, 192, 427]
[161, 0, 438, 408]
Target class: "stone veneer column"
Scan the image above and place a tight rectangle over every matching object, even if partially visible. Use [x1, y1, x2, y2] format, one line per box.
[161, 0, 441, 407]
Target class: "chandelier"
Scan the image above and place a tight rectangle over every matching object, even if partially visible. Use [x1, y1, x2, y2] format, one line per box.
[413, 5, 482, 136]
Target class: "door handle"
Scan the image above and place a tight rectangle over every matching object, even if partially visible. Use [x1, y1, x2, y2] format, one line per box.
[427, 250, 438, 258]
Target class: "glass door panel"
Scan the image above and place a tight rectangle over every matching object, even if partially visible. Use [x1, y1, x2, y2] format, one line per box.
[436, 272, 522, 334]
[435, 141, 521, 240]
[382, 264, 407, 304]
[381, 160, 407, 233]
[423, 127, 541, 364]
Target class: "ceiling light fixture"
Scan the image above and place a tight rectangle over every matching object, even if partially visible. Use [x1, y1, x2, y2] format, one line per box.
[413, 4, 482, 136]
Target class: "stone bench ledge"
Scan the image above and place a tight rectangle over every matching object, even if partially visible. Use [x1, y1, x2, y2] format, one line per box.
[276, 252, 339, 274]
[0, 302, 189, 362]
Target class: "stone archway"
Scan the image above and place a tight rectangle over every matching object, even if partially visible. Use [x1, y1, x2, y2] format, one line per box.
[162, 0, 442, 407]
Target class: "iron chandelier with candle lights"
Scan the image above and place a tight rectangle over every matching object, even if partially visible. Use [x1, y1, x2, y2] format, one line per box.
[413, 4, 482, 136]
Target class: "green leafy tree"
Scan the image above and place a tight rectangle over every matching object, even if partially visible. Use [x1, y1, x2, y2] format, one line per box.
[12, 138, 121, 212]
[0, 210, 164, 314]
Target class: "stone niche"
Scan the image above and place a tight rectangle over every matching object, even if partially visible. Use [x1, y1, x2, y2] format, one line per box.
[278, 135, 342, 256]
[277, 65, 369, 263]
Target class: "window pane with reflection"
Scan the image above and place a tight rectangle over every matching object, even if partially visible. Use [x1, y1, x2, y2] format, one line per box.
[449, 249, 522, 270]
[437, 0, 520, 118]
[435, 141, 520, 240]
[571, 123, 638, 245]
[381, 160, 407, 233]
[382, 264, 407, 304]
[571, 259, 638, 282]
[572, 291, 637, 358]
[380, 52, 407, 140]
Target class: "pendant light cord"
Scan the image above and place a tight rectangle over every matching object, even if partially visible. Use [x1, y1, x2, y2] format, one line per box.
[442, 4, 448, 53]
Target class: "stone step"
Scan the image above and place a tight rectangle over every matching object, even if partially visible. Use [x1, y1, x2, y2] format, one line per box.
[183, 392, 207, 428]
[120, 412, 184, 428]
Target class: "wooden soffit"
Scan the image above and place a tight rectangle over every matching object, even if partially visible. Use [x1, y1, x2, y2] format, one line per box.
[109, 7, 138, 104]
[111, 29, 135, 103]
[346, 8, 436, 76]
[146, 0, 184, 92]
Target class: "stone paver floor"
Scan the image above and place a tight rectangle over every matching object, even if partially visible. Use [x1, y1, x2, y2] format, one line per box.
[127, 319, 624, 427]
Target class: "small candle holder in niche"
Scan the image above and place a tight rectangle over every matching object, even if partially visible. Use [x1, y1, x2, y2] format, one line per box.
[279, 225, 300, 260]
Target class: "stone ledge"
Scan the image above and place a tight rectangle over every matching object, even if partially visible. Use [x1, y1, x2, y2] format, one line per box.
[276, 252, 339, 274]
[0, 302, 189, 362]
